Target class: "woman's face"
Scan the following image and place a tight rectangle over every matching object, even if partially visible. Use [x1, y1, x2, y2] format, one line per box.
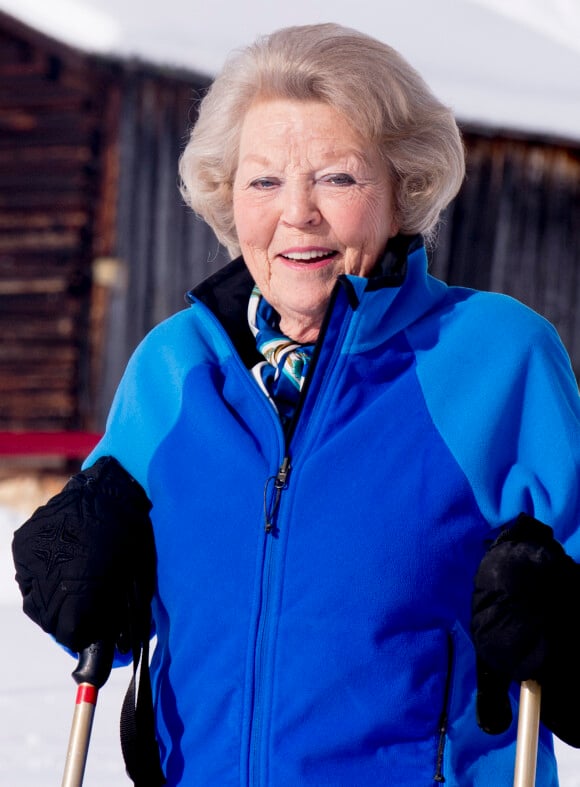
[233, 99, 399, 343]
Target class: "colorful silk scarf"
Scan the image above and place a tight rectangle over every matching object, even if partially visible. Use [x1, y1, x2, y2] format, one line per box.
[248, 286, 314, 426]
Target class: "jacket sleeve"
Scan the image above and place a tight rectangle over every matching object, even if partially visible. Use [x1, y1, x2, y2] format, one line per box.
[412, 289, 580, 552]
[84, 307, 212, 493]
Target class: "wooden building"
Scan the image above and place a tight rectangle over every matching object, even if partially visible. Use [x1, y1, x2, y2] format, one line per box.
[0, 9, 225, 445]
[0, 9, 578, 458]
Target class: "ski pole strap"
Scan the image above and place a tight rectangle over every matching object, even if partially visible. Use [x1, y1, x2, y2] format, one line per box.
[120, 634, 166, 786]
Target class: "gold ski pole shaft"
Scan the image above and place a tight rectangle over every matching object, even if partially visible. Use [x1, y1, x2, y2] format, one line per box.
[61, 641, 114, 787]
[513, 680, 542, 787]
[62, 683, 99, 787]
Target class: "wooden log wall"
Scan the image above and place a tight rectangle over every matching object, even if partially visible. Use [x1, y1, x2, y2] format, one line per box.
[90, 63, 228, 425]
[0, 13, 116, 431]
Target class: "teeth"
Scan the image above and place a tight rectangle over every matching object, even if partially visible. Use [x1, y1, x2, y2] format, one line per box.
[283, 250, 334, 260]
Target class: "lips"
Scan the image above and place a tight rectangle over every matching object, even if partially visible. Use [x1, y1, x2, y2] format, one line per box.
[279, 248, 337, 261]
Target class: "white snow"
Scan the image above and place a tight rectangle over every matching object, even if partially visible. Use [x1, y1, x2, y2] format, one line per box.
[1, 477, 579, 785]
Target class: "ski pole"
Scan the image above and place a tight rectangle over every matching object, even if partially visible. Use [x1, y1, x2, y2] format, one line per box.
[62, 641, 114, 787]
[513, 679, 542, 787]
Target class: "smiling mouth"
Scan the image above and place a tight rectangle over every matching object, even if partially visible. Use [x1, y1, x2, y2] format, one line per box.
[280, 250, 338, 261]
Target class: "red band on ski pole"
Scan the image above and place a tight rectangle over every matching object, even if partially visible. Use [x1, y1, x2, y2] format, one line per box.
[76, 684, 98, 706]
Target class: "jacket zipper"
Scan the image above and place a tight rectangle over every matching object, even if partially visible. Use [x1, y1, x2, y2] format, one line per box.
[248, 456, 292, 787]
[263, 457, 291, 534]
[247, 285, 357, 786]
[248, 527, 276, 787]
[186, 297, 289, 786]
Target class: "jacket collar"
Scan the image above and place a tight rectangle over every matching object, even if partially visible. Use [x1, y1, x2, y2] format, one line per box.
[187, 257, 259, 367]
[336, 235, 449, 351]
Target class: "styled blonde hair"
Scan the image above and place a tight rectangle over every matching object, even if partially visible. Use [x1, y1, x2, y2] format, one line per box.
[179, 23, 465, 257]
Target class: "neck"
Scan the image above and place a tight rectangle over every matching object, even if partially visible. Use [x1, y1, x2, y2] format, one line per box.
[279, 316, 321, 344]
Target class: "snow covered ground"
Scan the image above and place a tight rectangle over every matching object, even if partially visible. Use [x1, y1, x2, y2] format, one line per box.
[1, 475, 579, 785]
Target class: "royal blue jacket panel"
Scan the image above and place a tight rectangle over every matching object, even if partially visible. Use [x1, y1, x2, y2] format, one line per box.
[86, 240, 580, 785]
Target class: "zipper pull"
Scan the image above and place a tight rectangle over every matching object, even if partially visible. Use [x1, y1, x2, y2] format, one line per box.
[264, 456, 291, 534]
[274, 456, 291, 489]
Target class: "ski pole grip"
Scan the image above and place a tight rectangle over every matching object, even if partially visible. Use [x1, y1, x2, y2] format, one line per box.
[72, 641, 115, 689]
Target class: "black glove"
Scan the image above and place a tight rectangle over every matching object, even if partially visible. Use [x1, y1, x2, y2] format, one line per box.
[12, 456, 156, 655]
[471, 513, 580, 746]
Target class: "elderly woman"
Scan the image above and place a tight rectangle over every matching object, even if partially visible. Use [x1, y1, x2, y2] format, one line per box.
[12, 23, 580, 787]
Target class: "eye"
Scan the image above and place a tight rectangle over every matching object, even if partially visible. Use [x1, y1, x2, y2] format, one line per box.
[321, 173, 356, 186]
[250, 177, 279, 190]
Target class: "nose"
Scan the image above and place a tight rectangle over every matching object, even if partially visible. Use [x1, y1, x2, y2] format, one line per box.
[280, 183, 321, 228]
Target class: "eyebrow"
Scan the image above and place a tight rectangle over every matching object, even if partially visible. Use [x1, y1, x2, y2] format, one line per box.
[238, 154, 273, 167]
[238, 149, 371, 169]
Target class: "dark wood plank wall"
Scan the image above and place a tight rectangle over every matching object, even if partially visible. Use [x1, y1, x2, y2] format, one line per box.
[0, 13, 116, 432]
[94, 63, 227, 425]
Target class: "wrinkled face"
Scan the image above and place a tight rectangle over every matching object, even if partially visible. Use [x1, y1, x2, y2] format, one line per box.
[232, 99, 399, 342]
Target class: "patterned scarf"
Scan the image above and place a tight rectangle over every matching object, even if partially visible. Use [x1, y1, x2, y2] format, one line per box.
[248, 286, 314, 425]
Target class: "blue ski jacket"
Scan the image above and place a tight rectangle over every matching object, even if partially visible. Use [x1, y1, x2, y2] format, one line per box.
[86, 237, 580, 786]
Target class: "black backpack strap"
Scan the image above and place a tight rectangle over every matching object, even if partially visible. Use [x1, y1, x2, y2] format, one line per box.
[120, 634, 166, 786]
